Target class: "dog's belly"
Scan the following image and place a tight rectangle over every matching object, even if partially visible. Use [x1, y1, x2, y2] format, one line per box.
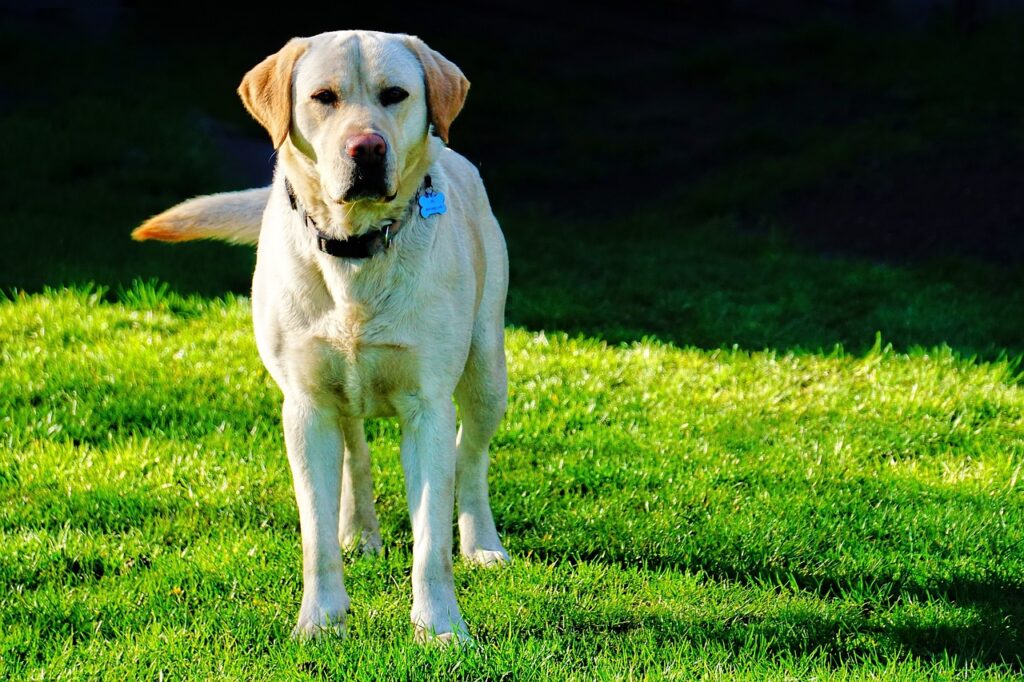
[303, 337, 420, 418]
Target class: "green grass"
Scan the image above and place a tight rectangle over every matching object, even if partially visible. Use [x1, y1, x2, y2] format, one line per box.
[505, 215, 1024, 358]
[3, 10, 1024, 680]
[1, 288, 1022, 679]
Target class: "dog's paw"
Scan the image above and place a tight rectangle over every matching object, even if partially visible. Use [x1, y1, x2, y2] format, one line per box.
[341, 529, 384, 558]
[292, 595, 349, 641]
[411, 600, 472, 647]
[413, 622, 474, 647]
[359, 531, 383, 557]
[463, 547, 510, 567]
[292, 618, 346, 641]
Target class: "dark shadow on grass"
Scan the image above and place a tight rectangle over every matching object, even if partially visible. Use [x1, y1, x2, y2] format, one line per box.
[503, 213, 1024, 360]
[520, 544, 1024, 669]
[667, 610, 1019, 670]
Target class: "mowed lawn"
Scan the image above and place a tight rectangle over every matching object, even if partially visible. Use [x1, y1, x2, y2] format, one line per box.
[1, 288, 1022, 679]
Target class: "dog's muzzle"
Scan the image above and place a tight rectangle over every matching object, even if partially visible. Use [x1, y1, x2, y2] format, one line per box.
[343, 133, 391, 201]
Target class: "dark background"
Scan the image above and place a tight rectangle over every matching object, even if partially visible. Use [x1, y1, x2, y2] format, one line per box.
[2, 1, 1023, 356]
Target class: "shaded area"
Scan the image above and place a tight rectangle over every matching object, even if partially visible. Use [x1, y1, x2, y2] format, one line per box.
[519, 544, 1023, 669]
[1, 4, 1022, 356]
[506, 219, 1024, 356]
[784, 137, 1024, 264]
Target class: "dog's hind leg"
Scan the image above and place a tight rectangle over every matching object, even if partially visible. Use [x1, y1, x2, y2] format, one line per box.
[338, 418, 383, 556]
[454, 330, 510, 566]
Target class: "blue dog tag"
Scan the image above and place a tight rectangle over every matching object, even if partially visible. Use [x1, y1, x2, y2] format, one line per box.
[418, 189, 447, 218]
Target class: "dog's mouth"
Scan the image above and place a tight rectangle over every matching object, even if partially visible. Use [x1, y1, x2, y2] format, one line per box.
[342, 187, 398, 203]
[342, 178, 396, 203]
[339, 158, 396, 203]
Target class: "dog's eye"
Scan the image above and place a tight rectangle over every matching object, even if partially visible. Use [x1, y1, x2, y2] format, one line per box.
[379, 87, 409, 106]
[311, 89, 338, 105]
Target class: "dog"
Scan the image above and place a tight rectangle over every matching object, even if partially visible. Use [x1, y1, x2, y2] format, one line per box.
[133, 30, 510, 644]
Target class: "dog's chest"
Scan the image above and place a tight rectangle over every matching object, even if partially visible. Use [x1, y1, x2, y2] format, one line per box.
[300, 308, 420, 418]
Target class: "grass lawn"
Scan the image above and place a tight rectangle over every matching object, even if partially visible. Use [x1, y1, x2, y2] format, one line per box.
[2, 9, 1023, 680]
[1, 288, 1022, 679]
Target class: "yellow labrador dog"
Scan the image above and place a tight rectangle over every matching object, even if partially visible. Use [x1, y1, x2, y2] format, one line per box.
[134, 30, 509, 644]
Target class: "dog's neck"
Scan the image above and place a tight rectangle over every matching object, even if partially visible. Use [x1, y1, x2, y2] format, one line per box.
[278, 137, 443, 238]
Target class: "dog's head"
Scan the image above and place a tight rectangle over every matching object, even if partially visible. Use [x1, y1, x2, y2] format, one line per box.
[239, 31, 468, 229]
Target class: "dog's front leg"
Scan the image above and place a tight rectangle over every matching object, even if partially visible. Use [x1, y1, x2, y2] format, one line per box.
[282, 396, 349, 638]
[397, 397, 468, 643]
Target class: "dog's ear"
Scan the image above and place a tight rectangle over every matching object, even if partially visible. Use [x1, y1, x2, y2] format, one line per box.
[403, 36, 470, 144]
[237, 38, 309, 149]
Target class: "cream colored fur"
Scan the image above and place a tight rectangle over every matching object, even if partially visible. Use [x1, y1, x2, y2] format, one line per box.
[133, 30, 510, 645]
[135, 187, 267, 244]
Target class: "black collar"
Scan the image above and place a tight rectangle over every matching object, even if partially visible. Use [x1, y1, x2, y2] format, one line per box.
[283, 177, 431, 259]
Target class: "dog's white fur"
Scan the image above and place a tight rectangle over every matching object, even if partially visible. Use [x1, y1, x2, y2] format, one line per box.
[134, 30, 509, 644]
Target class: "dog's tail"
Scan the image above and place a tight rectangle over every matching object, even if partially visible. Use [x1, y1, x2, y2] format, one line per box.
[132, 187, 269, 245]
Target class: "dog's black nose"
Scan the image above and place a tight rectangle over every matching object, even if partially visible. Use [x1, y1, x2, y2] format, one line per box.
[346, 133, 387, 162]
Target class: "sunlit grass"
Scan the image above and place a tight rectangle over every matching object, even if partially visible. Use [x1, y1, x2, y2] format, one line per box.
[1, 290, 1021, 679]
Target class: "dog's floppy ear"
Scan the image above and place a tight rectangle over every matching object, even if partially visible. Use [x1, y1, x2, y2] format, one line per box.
[403, 36, 470, 144]
[237, 38, 309, 149]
